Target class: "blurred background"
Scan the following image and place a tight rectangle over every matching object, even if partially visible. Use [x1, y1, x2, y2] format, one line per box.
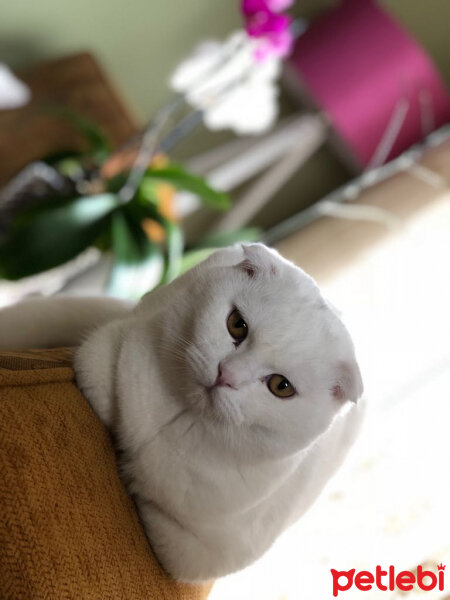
[1, 0, 449, 227]
[0, 0, 449, 598]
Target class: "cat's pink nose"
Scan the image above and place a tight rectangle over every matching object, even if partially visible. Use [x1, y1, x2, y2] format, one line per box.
[215, 364, 237, 389]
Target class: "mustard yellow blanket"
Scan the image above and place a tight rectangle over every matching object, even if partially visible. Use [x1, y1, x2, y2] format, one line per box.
[0, 348, 211, 600]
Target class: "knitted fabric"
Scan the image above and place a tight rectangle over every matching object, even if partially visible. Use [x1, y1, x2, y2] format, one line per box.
[0, 348, 212, 600]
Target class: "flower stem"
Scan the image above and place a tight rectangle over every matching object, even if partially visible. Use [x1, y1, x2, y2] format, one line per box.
[118, 95, 185, 203]
[159, 109, 204, 154]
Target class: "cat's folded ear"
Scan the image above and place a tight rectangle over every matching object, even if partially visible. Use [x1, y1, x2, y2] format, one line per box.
[204, 243, 281, 276]
[236, 243, 281, 278]
[201, 245, 247, 269]
[331, 359, 364, 403]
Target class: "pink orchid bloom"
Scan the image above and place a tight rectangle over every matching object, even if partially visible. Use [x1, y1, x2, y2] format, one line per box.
[246, 10, 291, 38]
[241, 0, 294, 59]
[241, 0, 267, 14]
[241, 0, 294, 14]
[267, 27, 294, 55]
[266, 0, 294, 11]
[254, 28, 294, 60]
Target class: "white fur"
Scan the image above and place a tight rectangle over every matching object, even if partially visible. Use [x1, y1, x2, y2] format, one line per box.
[0, 244, 364, 582]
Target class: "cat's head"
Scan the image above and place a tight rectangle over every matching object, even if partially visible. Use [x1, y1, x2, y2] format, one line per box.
[159, 243, 363, 458]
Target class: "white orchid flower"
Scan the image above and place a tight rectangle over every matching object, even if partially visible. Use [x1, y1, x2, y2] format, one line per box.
[170, 31, 281, 134]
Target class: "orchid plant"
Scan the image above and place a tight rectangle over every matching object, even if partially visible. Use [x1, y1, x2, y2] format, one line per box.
[0, 0, 296, 299]
[170, 0, 294, 134]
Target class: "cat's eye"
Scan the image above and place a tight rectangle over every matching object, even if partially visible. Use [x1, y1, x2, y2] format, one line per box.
[267, 374, 295, 399]
[227, 309, 248, 343]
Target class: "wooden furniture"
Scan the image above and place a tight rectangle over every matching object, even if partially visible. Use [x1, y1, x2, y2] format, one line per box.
[0, 53, 139, 187]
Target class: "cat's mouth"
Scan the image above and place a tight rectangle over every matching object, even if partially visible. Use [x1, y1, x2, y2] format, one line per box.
[200, 384, 243, 425]
[203, 384, 221, 403]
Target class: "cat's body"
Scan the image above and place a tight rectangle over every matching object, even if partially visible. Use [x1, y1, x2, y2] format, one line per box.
[0, 244, 364, 581]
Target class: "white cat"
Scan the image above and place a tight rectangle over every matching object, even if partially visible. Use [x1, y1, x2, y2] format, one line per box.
[0, 244, 364, 582]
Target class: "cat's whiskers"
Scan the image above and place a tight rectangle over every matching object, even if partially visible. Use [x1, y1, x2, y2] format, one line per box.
[185, 343, 211, 381]
[156, 338, 189, 359]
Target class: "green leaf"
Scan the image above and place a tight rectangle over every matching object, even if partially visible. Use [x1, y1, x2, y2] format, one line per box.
[145, 163, 231, 211]
[43, 106, 111, 162]
[196, 227, 262, 249]
[0, 193, 119, 280]
[137, 176, 159, 206]
[54, 157, 86, 180]
[124, 197, 184, 285]
[106, 172, 131, 195]
[107, 211, 163, 299]
[42, 149, 84, 165]
[159, 220, 184, 284]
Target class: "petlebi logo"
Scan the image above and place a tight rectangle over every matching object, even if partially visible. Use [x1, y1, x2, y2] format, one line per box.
[331, 564, 446, 597]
